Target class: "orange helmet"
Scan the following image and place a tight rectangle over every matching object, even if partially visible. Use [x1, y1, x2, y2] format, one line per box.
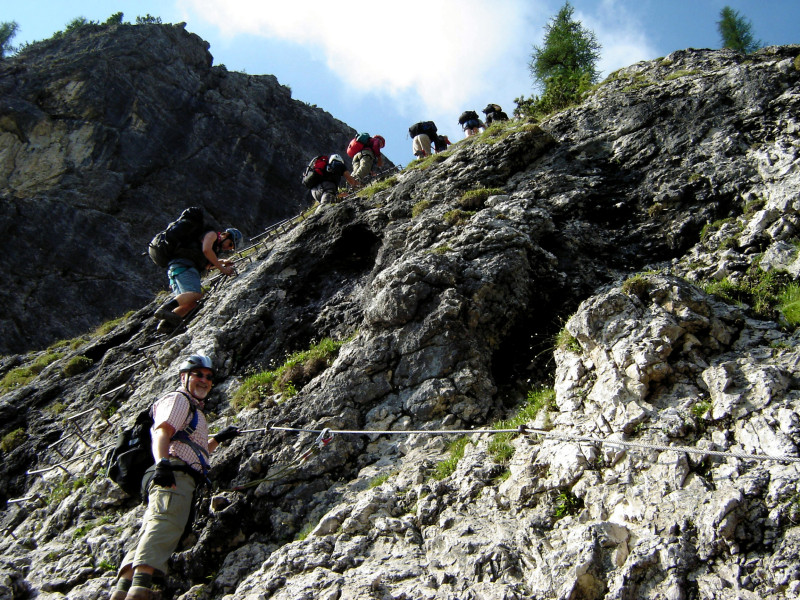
[374, 135, 386, 148]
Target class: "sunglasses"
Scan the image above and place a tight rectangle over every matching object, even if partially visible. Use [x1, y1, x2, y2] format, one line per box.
[189, 371, 214, 382]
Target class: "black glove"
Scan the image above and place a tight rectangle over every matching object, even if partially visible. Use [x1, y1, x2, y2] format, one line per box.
[152, 460, 176, 488]
[212, 425, 240, 445]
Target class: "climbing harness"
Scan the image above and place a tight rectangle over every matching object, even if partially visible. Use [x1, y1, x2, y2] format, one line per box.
[228, 428, 334, 491]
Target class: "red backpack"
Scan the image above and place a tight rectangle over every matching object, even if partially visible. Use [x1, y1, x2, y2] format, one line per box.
[346, 132, 371, 158]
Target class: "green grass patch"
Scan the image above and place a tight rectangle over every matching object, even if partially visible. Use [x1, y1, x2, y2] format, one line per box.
[779, 282, 800, 326]
[48, 402, 67, 415]
[555, 327, 580, 353]
[488, 387, 556, 464]
[621, 272, 656, 301]
[48, 336, 89, 352]
[554, 490, 583, 519]
[473, 119, 534, 145]
[295, 519, 318, 541]
[46, 480, 72, 505]
[431, 436, 470, 480]
[408, 152, 450, 171]
[73, 515, 112, 539]
[700, 217, 734, 241]
[744, 197, 766, 215]
[703, 267, 789, 321]
[691, 400, 712, 419]
[96, 559, 116, 572]
[610, 71, 656, 92]
[368, 471, 397, 489]
[495, 469, 511, 483]
[93, 310, 135, 337]
[459, 187, 504, 209]
[443, 209, 475, 226]
[62, 356, 94, 377]
[357, 176, 398, 199]
[427, 244, 452, 255]
[664, 69, 700, 81]
[412, 200, 432, 218]
[232, 337, 350, 409]
[1, 428, 26, 453]
[0, 352, 64, 392]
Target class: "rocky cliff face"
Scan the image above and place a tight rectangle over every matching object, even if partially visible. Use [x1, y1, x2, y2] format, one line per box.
[0, 45, 799, 600]
[0, 22, 368, 354]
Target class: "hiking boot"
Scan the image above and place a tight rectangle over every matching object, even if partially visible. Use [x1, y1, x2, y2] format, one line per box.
[109, 591, 128, 600]
[154, 305, 183, 326]
[156, 320, 174, 334]
[125, 586, 156, 600]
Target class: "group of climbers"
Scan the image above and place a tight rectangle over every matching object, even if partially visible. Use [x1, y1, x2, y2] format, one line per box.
[302, 103, 508, 201]
[459, 103, 509, 138]
[122, 127, 394, 599]
[113, 101, 510, 597]
[302, 131, 386, 203]
[409, 103, 509, 156]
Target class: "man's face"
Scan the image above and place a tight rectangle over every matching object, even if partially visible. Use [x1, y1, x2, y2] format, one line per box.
[183, 368, 213, 399]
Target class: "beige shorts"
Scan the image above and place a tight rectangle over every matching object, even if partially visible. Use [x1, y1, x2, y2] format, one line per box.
[352, 149, 376, 180]
[119, 468, 196, 575]
[412, 134, 431, 157]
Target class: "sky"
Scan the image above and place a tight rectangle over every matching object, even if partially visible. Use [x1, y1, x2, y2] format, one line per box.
[6, 1, 799, 167]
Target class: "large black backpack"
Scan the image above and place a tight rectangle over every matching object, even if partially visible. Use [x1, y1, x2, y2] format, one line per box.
[148, 207, 205, 268]
[105, 408, 156, 499]
[302, 155, 329, 189]
[105, 397, 200, 500]
[408, 121, 437, 138]
[458, 110, 479, 125]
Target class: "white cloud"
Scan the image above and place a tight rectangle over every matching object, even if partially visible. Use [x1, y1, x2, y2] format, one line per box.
[177, 0, 658, 126]
[575, 0, 659, 77]
[178, 0, 543, 116]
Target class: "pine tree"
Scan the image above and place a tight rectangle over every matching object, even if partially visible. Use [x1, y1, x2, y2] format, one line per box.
[717, 6, 761, 54]
[527, 2, 601, 113]
[0, 21, 19, 59]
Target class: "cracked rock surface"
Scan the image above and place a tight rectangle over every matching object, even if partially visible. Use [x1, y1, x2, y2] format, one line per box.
[0, 40, 799, 600]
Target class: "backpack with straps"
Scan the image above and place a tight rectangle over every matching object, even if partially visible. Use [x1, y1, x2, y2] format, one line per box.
[458, 110, 479, 125]
[105, 394, 201, 500]
[148, 207, 205, 268]
[346, 132, 371, 158]
[302, 155, 329, 189]
[408, 121, 437, 139]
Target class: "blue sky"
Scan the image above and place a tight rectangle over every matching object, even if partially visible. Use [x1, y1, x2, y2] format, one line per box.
[7, 1, 799, 167]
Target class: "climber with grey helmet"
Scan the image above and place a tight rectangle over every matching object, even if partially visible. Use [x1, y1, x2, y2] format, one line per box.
[310, 153, 359, 205]
[154, 225, 243, 332]
[110, 354, 240, 600]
